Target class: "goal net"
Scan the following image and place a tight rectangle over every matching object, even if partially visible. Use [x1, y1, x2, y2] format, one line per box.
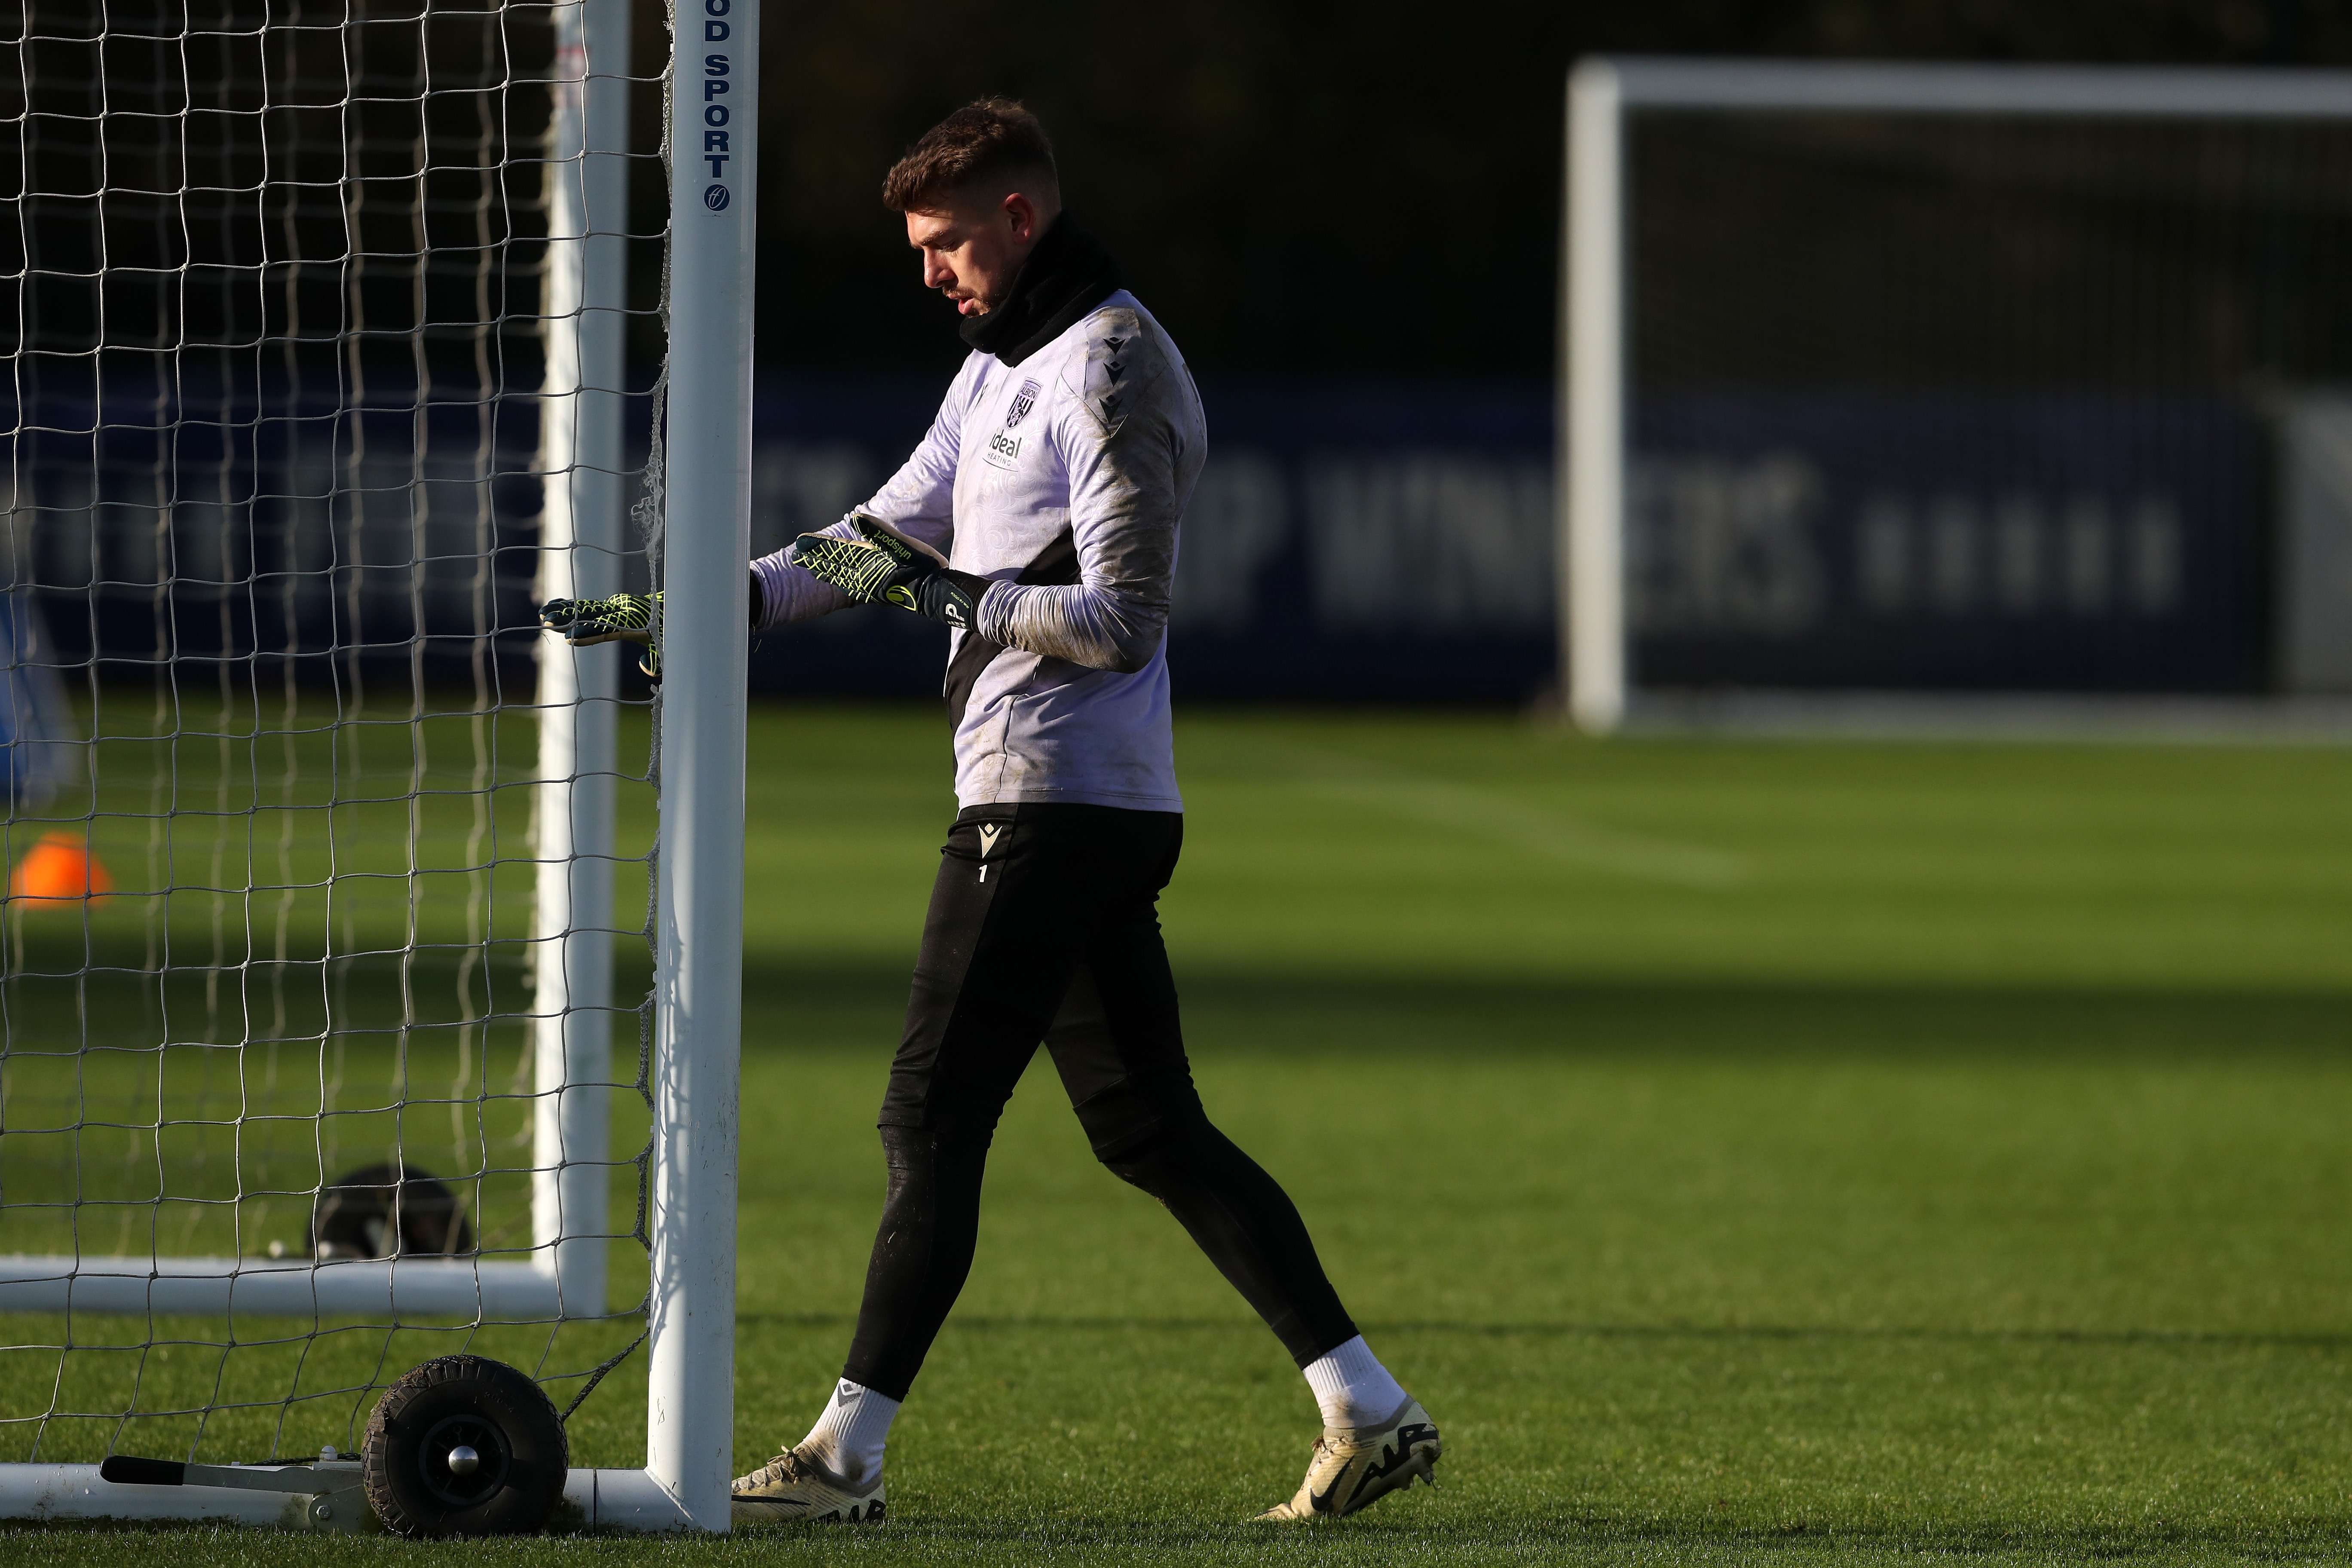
[1561, 60, 2352, 730]
[0, 0, 750, 1529]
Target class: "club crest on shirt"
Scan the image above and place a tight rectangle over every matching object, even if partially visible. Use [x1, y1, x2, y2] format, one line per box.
[1006, 379, 1040, 427]
[983, 378, 1043, 471]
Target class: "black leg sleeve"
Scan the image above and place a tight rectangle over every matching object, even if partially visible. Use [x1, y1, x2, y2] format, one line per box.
[839, 1125, 991, 1402]
[1102, 1114, 1358, 1368]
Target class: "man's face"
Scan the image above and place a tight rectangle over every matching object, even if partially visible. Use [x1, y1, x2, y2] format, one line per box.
[905, 188, 1050, 317]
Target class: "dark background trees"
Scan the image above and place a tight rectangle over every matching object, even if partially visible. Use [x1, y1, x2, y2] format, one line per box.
[735, 0, 2352, 380]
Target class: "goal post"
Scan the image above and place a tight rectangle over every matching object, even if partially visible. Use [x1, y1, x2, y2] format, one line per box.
[0, 0, 754, 1534]
[1560, 59, 2352, 733]
[529, 0, 636, 1327]
[641, 0, 758, 1530]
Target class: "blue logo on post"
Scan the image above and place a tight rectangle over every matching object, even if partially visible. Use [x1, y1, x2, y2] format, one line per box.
[704, 184, 729, 211]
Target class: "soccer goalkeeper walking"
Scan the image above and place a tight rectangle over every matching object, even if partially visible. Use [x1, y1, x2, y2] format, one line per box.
[548, 99, 1440, 1525]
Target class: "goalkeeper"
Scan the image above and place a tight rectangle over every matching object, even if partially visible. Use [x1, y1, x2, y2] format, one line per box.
[547, 99, 1440, 1526]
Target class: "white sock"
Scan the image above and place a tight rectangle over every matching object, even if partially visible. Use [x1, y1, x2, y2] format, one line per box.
[1302, 1335, 1409, 1430]
[797, 1378, 899, 1487]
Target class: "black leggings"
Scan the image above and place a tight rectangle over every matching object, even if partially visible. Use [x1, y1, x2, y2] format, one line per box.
[839, 804, 1357, 1402]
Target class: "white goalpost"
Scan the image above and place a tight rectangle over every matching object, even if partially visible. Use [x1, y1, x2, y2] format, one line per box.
[0, 0, 752, 1534]
[1560, 59, 2352, 734]
[640, 0, 756, 1530]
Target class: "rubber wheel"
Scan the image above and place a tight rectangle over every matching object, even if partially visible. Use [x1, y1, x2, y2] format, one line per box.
[311, 1162, 474, 1259]
[363, 1355, 567, 1537]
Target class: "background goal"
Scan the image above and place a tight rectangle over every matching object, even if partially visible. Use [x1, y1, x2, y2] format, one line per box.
[1560, 60, 2352, 732]
[0, 0, 751, 1531]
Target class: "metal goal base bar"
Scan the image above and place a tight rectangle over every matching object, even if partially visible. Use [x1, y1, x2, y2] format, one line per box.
[0, 1465, 704, 1532]
[0, 1256, 565, 1317]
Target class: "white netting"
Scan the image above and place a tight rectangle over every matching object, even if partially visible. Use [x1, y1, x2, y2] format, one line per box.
[0, 0, 659, 1464]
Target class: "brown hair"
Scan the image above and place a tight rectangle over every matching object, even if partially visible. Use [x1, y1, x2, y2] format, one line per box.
[882, 98, 1059, 213]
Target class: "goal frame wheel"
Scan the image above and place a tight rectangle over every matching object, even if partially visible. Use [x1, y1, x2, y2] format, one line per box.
[362, 1355, 569, 1537]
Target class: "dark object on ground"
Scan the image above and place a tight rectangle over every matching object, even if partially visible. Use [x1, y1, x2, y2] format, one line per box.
[309, 1162, 474, 1259]
[363, 1355, 568, 1537]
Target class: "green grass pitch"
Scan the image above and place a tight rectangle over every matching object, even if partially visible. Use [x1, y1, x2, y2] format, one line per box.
[8, 703, 2352, 1564]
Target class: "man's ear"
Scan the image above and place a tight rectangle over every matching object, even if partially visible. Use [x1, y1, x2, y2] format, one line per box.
[1001, 190, 1040, 245]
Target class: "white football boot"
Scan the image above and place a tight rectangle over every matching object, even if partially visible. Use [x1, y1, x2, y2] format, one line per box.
[1255, 1394, 1442, 1522]
[729, 1446, 885, 1525]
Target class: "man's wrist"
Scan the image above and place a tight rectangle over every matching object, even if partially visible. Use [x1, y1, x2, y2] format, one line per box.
[891, 568, 992, 632]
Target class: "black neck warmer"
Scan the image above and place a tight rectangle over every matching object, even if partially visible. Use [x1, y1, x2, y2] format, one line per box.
[958, 214, 1121, 368]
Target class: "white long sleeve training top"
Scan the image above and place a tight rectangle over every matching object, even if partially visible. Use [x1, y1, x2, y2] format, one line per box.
[751, 289, 1204, 813]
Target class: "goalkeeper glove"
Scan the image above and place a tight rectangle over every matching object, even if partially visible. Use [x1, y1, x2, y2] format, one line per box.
[541, 591, 662, 679]
[789, 514, 992, 632]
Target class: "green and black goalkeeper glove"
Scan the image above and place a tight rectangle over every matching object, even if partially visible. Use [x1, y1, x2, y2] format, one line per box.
[541, 591, 662, 679]
[789, 514, 991, 633]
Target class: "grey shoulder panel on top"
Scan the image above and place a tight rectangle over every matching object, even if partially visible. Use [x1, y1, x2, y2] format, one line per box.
[1061, 306, 1170, 438]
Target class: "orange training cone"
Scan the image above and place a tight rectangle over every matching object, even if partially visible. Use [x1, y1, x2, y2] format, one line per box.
[9, 832, 113, 908]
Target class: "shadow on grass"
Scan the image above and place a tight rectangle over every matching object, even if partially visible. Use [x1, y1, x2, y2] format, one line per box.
[733, 1309, 2352, 1353]
[715, 1514, 2352, 1556]
[740, 958, 2352, 1060]
[7, 1515, 2351, 1562]
[17, 936, 2345, 1061]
